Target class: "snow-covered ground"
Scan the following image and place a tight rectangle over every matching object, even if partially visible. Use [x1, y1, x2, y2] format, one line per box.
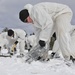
[0, 49, 75, 75]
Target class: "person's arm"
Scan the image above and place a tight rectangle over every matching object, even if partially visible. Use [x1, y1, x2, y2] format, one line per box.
[32, 6, 53, 42]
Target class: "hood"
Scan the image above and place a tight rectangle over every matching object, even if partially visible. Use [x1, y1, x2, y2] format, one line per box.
[24, 4, 33, 15]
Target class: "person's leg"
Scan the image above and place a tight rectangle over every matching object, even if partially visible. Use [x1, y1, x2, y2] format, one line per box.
[70, 27, 75, 58]
[19, 40, 25, 55]
[7, 42, 12, 54]
[50, 40, 61, 58]
[55, 13, 73, 60]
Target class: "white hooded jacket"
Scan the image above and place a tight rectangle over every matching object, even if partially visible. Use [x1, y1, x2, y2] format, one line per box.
[24, 2, 73, 42]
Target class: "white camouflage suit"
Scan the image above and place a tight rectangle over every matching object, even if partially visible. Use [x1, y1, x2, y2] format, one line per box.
[24, 2, 73, 60]
[6, 29, 26, 54]
[52, 25, 75, 58]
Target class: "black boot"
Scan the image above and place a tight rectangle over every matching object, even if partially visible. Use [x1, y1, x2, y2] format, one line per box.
[70, 56, 75, 63]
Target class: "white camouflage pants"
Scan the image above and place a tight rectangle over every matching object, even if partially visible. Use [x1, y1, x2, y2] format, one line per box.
[55, 12, 73, 60]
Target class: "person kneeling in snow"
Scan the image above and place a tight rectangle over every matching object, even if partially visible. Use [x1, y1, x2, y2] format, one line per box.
[6, 29, 26, 57]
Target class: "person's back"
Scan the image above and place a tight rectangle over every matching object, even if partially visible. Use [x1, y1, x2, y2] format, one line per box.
[32, 2, 72, 19]
[35, 2, 72, 18]
[14, 29, 26, 39]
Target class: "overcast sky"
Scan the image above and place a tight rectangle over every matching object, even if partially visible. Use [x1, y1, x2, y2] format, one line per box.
[0, 0, 75, 34]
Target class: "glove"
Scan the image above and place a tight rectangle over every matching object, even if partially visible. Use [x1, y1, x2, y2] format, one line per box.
[39, 40, 45, 47]
[14, 41, 18, 44]
[10, 41, 18, 55]
[50, 52, 56, 59]
[11, 44, 16, 51]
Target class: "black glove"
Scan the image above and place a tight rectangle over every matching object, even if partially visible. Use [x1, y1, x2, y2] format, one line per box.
[14, 41, 18, 44]
[39, 40, 45, 47]
[51, 52, 56, 58]
[50, 52, 56, 59]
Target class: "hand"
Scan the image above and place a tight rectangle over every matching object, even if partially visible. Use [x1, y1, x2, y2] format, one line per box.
[10, 44, 17, 55]
[50, 52, 56, 58]
[15, 41, 18, 44]
[39, 40, 46, 47]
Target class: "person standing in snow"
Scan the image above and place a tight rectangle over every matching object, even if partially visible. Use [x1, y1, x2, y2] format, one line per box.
[19, 2, 74, 61]
[6, 29, 26, 57]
